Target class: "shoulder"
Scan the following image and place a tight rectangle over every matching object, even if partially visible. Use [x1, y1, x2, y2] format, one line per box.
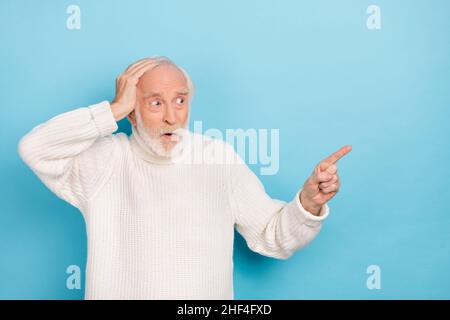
[77, 132, 130, 167]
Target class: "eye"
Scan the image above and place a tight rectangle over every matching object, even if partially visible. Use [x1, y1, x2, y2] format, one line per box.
[175, 97, 185, 105]
[149, 100, 161, 108]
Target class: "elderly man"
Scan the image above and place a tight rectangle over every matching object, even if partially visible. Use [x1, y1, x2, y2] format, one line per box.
[18, 56, 351, 300]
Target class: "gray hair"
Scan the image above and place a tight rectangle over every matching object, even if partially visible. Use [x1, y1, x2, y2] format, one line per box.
[145, 55, 195, 101]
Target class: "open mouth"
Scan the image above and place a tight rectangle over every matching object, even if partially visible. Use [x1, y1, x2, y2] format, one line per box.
[161, 132, 180, 142]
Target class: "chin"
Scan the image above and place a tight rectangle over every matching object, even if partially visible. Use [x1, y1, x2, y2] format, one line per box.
[156, 139, 182, 157]
[136, 125, 184, 158]
[161, 141, 177, 151]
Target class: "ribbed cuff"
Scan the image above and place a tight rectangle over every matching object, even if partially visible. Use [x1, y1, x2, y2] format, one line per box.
[294, 189, 330, 226]
[88, 101, 118, 137]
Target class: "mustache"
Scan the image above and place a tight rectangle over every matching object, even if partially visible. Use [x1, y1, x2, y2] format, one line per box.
[135, 115, 187, 137]
[159, 126, 182, 135]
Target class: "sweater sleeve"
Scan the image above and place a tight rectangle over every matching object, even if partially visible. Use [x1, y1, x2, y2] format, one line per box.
[18, 101, 119, 210]
[229, 151, 330, 260]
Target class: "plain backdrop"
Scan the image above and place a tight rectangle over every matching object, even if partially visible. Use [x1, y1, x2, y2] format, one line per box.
[1, 0, 449, 299]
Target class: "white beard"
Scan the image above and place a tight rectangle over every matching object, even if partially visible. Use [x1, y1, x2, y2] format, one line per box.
[134, 106, 189, 159]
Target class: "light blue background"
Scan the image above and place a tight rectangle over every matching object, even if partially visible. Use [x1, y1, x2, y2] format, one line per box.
[1, 0, 449, 299]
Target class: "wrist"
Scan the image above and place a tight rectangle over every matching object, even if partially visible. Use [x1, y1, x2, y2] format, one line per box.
[299, 191, 321, 216]
[110, 102, 127, 122]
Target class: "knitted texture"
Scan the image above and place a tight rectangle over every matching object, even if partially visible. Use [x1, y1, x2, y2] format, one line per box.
[18, 101, 329, 299]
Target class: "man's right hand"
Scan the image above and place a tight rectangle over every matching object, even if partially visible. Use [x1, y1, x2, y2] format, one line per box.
[110, 57, 164, 121]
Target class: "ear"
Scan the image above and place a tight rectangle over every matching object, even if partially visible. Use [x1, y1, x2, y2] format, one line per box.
[127, 110, 137, 126]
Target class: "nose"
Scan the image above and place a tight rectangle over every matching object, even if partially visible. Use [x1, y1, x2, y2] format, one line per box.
[163, 104, 176, 125]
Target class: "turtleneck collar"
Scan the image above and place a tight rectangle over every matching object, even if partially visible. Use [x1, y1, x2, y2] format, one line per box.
[130, 125, 192, 165]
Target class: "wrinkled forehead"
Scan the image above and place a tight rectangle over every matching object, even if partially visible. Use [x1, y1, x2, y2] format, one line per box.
[137, 63, 189, 95]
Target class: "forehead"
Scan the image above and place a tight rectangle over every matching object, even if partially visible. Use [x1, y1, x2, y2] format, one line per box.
[138, 64, 188, 93]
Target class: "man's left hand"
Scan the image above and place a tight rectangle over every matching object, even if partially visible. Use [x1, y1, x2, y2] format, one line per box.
[300, 145, 352, 215]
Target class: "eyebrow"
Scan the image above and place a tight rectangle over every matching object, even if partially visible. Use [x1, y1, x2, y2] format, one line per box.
[143, 90, 189, 98]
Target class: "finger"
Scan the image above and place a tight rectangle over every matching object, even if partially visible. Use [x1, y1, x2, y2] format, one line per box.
[312, 171, 334, 184]
[125, 57, 160, 74]
[128, 59, 164, 81]
[117, 60, 153, 84]
[123, 59, 152, 78]
[326, 163, 338, 175]
[122, 58, 161, 81]
[322, 191, 337, 201]
[321, 182, 339, 194]
[127, 59, 160, 77]
[319, 145, 352, 171]
[117, 60, 158, 88]
[319, 174, 338, 189]
[125, 58, 149, 71]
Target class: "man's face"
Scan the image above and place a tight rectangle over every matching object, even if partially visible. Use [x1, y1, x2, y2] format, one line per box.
[133, 63, 190, 155]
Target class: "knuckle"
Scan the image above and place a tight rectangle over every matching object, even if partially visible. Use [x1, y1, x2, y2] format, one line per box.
[327, 164, 336, 174]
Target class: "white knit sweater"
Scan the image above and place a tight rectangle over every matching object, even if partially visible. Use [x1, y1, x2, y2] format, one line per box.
[18, 100, 329, 300]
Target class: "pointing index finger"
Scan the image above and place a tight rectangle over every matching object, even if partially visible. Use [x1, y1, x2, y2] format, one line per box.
[319, 145, 352, 171]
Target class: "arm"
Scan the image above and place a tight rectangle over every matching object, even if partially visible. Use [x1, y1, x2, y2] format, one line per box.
[18, 57, 167, 210]
[229, 153, 329, 260]
[18, 101, 119, 209]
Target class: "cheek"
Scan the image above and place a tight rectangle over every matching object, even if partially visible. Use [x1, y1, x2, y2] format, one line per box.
[175, 107, 189, 123]
[141, 109, 163, 128]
